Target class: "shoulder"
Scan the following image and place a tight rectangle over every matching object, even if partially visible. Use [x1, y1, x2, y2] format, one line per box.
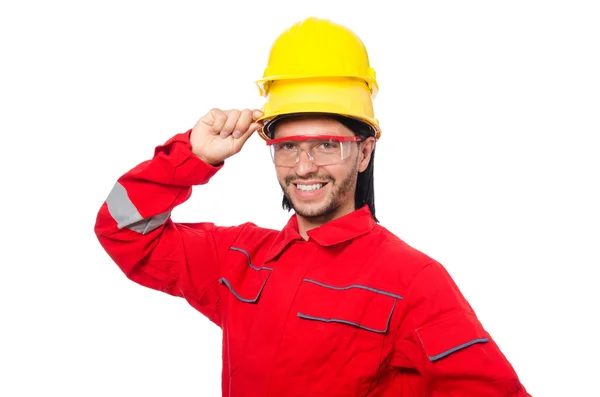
[177, 220, 281, 251]
[235, 221, 280, 241]
[371, 224, 437, 269]
[360, 224, 442, 290]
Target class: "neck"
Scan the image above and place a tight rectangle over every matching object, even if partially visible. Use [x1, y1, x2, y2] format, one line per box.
[296, 199, 356, 240]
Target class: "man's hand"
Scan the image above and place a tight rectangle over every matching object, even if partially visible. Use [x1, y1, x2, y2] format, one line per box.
[191, 108, 264, 164]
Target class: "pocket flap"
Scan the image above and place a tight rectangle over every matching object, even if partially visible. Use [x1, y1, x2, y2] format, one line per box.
[296, 279, 402, 334]
[219, 247, 272, 303]
[415, 312, 489, 361]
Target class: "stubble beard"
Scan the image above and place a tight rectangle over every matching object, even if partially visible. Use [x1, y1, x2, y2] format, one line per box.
[280, 159, 359, 219]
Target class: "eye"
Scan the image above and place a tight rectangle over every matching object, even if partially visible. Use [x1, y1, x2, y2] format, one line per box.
[318, 141, 339, 150]
[276, 142, 296, 151]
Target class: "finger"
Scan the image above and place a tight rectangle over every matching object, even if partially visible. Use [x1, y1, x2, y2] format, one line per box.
[232, 126, 257, 149]
[220, 109, 241, 138]
[252, 109, 264, 121]
[236, 121, 263, 147]
[205, 108, 227, 134]
[232, 109, 253, 139]
[245, 122, 263, 135]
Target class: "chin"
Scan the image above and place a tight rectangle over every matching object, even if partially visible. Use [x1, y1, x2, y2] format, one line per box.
[294, 205, 329, 219]
[281, 183, 344, 219]
[290, 198, 342, 219]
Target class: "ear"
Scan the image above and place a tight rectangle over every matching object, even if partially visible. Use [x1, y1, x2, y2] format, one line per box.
[357, 137, 375, 173]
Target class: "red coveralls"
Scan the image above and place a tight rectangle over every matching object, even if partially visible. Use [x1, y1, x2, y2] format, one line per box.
[94, 131, 531, 397]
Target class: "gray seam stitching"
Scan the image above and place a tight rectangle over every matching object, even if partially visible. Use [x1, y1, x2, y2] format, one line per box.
[302, 278, 403, 300]
[229, 246, 273, 271]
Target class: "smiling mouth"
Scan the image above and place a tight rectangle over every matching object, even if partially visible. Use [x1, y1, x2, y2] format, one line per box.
[294, 183, 327, 192]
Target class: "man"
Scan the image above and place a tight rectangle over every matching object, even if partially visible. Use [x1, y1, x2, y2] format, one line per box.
[95, 17, 530, 396]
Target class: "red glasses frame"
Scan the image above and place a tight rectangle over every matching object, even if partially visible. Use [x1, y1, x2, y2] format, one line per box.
[265, 135, 363, 145]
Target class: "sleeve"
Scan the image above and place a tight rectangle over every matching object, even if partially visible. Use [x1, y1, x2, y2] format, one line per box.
[391, 262, 531, 396]
[93, 129, 241, 327]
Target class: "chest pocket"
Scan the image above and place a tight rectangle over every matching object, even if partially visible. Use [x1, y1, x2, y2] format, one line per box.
[219, 246, 272, 303]
[295, 278, 400, 334]
[285, 278, 403, 396]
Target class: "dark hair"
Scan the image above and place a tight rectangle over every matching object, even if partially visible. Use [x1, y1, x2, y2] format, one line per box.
[265, 113, 378, 223]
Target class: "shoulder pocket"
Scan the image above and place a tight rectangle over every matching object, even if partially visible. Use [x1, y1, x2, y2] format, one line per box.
[219, 246, 272, 303]
[296, 278, 402, 334]
[415, 311, 489, 362]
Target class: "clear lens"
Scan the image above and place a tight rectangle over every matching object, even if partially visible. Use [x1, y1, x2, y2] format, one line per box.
[270, 138, 354, 167]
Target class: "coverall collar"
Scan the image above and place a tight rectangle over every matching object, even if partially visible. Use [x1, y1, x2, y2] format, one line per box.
[265, 205, 375, 262]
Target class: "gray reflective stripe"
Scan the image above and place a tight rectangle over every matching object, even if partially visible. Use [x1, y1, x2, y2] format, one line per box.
[302, 278, 403, 300]
[297, 299, 396, 334]
[427, 338, 490, 362]
[126, 211, 171, 234]
[229, 247, 273, 271]
[106, 181, 170, 234]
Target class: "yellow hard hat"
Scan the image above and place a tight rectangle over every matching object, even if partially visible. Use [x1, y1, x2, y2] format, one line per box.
[255, 17, 381, 140]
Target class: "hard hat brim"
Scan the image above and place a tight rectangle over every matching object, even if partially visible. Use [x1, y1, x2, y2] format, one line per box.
[256, 77, 380, 141]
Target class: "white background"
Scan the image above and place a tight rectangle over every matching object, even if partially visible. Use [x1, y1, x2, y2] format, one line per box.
[1, 1, 599, 396]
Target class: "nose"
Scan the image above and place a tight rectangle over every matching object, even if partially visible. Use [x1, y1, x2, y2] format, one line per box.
[294, 149, 318, 176]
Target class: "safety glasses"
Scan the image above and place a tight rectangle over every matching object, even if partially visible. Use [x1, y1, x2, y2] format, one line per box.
[266, 135, 363, 167]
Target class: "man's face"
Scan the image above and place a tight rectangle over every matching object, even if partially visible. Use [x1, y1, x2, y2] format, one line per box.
[271, 116, 374, 221]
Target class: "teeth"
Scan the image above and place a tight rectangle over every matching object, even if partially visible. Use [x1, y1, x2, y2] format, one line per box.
[297, 183, 323, 191]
